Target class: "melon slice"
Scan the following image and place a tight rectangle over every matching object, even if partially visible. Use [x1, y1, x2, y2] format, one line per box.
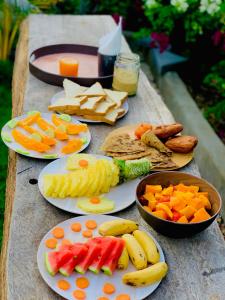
[45, 250, 73, 276]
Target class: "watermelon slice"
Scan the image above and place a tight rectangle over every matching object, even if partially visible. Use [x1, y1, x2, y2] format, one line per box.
[89, 237, 116, 274]
[102, 238, 125, 275]
[45, 250, 73, 276]
[59, 243, 88, 276]
[75, 241, 101, 274]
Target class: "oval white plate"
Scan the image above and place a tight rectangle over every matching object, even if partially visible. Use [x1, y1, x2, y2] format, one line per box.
[1, 112, 91, 159]
[38, 154, 139, 214]
[37, 214, 165, 300]
[50, 90, 129, 123]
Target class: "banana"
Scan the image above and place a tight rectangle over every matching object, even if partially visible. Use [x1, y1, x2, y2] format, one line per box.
[122, 262, 168, 287]
[118, 247, 129, 270]
[122, 234, 147, 270]
[133, 230, 160, 264]
[98, 219, 138, 236]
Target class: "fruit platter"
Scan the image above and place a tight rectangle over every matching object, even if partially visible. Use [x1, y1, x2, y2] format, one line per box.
[1, 111, 91, 159]
[38, 153, 151, 214]
[37, 215, 167, 300]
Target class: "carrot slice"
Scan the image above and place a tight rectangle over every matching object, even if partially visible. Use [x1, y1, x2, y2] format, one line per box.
[85, 220, 97, 230]
[79, 159, 89, 168]
[97, 297, 109, 300]
[116, 294, 131, 300]
[76, 277, 90, 289]
[12, 129, 50, 153]
[90, 197, 101, 204]
[61, 139, 83, 154]
[102, 283, 116, 295]
[61, 239, 72, 246]
[71, 222, 82, 232]
[52, 227, 64, 239]
[45, 238, 57, 249]
[73, 289, 86, 300]
[82, 230, 93, 238]
[57, 279, 71, 291]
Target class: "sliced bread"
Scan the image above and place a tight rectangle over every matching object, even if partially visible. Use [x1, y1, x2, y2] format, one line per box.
[77, 82, 106, 98]
[104, 89, 128, 108]
[48, 96, 87, 114]
[63, 79, 86, 97]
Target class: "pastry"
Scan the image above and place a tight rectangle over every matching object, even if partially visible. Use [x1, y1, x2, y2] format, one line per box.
[153, 123, 183, 139]
[165, 136, 198, 153]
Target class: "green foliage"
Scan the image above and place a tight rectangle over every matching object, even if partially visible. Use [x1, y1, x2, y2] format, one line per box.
[204, 100, 225, 123]
[0, 59, 12, 247]
[142, 0, 225, 43]
[94, 0, 131, 16]
[203, 60, 225, 98]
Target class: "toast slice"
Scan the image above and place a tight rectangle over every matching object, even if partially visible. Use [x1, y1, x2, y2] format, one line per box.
[63, 79, 86, 97]
[48, 96, 87, 114]
[78, 96, 105, 113]
[77, 82, 106, 98]
[86, 97, 116, 116]
[104, 89, 128, 108]
[83, 107, 125, 125]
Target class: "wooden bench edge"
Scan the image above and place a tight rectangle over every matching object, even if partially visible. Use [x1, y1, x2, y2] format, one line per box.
[0, 18, 29, 300]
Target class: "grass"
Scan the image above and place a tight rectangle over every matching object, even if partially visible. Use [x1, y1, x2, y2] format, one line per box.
[0, 60, 12, 247]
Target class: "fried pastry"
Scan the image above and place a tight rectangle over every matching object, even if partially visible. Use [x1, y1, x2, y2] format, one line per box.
[153, 123, 183, 139]
[165, 136, 198, 153]
[141, 130, 172, 156]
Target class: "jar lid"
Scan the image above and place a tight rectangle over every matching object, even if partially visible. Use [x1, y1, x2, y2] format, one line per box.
[116, 52, 140, 64]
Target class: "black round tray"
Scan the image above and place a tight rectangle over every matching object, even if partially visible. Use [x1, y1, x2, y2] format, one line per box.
[29, 44, 113, 87]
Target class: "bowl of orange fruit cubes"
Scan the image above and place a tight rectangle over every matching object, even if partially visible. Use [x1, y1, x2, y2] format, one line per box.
[136, 171, 221, 238]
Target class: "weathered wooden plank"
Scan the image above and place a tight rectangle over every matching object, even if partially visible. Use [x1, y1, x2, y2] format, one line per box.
[1, 14, 225, 300]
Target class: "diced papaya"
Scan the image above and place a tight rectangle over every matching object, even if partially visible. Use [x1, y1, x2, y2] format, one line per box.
[145, 185, 162, 194]
[162, 186, 173, 196]
[174, 183, 187, 192]
[143, 192, 155, 202]
[187, 185, 200, 193]
[143, 206, 152, 213]
[148, 200, 157, 211]
[198, 195, 211, 210]
[158, 195, 171, 203]
[151, 210, 167, 220]
[163, 202, 172, 209]
[177, 216, 188, 223]
[190, 197, 206, 210]
[156, 203, 173, 219]
[198, 192, 209, 197]
[179, 205, 197, 220]
[170, 196, 186, 211]
[190, 207, 211, 223]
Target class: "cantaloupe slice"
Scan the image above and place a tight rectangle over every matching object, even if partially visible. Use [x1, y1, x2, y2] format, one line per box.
[20, 125, 56, 146]
[12, 129, 50, 152]
[52, 114, 87, 135]
[61, 139, 83, 154]
[18, 112, 40, 126]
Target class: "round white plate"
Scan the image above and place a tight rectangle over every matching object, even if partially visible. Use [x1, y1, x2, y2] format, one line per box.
[50, 90, 129, 123]
[1, 112, 91, 159]
[38, 154, 139, 214]
[37, 214, 165, 300]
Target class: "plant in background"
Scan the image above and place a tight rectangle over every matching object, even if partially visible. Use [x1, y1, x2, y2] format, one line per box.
[0, 1, 29, 61]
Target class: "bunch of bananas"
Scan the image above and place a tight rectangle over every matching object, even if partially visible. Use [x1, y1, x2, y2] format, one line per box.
[99, 219, 168, 287]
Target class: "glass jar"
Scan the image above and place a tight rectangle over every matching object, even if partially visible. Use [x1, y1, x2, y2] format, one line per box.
[112, 53, 140, 96]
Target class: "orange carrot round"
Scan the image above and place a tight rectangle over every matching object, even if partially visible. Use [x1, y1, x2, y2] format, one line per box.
[57, 279, 71, 291]
[45, 238, 57, 249]
[85, 220, 97, 230]
[52, 227, 64, 239]
[61, 239, 72, 246]
[76, 277, 90, 289]
[73, 289, 86, 300]
[97, 297, 109, 300]
[116, 294, 131, 300]
[82, 230, 93, 238]
[102, 283, 116, 295]
[71, 222, 82, 232]
[90, 197, 101, 204]
[79, 159, 89, 168]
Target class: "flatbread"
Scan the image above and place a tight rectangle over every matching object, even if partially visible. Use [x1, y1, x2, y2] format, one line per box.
[101, 133, 147, 153]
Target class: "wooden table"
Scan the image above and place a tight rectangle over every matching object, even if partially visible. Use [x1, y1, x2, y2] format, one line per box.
[1, 15, 225, 300]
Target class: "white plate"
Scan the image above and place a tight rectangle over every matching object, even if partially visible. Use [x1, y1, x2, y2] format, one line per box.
[50, 90, 129, 123]
[38, 154, 139, 214]
[37, 215, 165, 300]
[1, 112, 91, 159]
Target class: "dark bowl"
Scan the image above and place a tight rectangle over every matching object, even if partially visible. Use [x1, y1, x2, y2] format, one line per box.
[136, 171, 222, 238]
